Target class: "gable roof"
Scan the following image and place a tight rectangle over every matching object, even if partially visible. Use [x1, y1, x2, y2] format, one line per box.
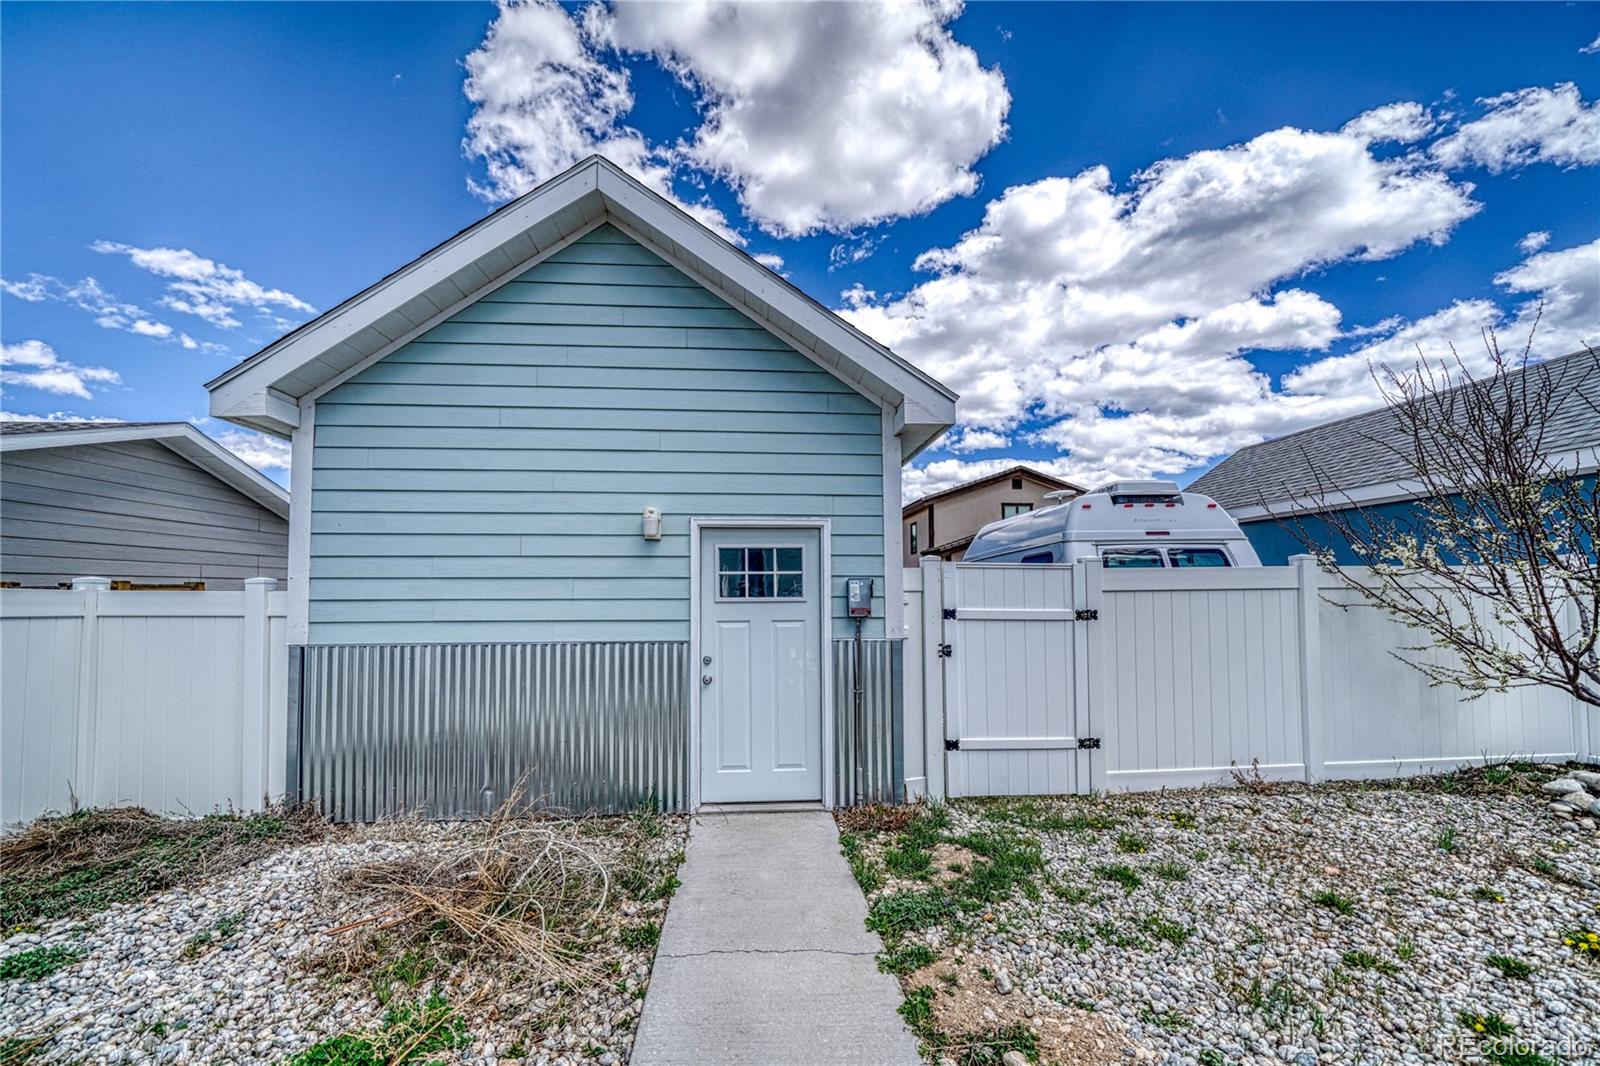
[0, 421, 290, 519]
[206, 155, 958, 460]
[1191, 347, 1600, 518]
[903, 464, 1083, 516]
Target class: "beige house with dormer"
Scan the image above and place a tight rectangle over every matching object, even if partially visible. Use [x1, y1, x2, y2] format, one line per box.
[902, 465, 1083, 565]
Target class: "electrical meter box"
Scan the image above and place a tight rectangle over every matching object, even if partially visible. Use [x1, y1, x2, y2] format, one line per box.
[846, 577, 874, 618]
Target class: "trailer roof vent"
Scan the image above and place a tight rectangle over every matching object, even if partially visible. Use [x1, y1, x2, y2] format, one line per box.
[1097, 479, 1183, 506]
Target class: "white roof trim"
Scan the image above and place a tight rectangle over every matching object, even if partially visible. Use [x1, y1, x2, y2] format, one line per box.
[0, 422, 290, 519]
[1227, 444, 1600, 522]
[204, 156, 957, 457]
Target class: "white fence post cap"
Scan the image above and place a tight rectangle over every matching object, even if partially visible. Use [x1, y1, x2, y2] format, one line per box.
[69, 577, 112, 590]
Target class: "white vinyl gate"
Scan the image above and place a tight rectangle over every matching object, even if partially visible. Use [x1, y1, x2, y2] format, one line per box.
[911, 556, 1592, 802]
[937, 562, 1103, 798]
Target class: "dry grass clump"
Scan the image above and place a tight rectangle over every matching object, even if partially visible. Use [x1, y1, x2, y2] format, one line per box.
[1372, 759, 1562, 799]
[320, 794, 666, 988]
[836, 803, 923, 834]
[2, 803, 331, 927]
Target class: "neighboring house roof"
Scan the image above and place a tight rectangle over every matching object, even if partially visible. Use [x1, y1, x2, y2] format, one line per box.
[206, 155, 958, 460]
[903, 464, 1082, 516]
[925, 533, 976, 557]
[1191, 347, 1600, 519]
[0, 421, 290, 519]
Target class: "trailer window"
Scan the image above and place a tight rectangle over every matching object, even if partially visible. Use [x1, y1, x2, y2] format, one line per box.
[1020, 550, 1054, 565]
[1101, 548, 1164, 568]
[1168, 548, 1231, 568]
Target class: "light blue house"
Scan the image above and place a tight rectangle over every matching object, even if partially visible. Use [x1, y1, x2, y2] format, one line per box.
[1191, 348, 1598, 564]
[207, 156, 957, 816]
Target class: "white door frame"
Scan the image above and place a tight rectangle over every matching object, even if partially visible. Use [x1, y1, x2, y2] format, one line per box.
[688, 517, 834, 810]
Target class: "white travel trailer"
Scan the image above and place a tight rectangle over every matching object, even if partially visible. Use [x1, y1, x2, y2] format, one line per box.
[963, 479, 1262, 567]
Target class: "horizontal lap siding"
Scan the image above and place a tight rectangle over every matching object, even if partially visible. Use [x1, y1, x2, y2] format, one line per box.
[311, 224, 885, 644]
[0, 440, 288, 589]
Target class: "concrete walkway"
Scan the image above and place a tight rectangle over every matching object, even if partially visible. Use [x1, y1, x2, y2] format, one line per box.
[630, 811, 923, 1066]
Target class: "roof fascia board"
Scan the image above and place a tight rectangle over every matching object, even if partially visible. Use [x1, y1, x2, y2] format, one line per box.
[595, 166, 956, 415]
[208, 155, 956, 447]
[599, 212, 913, 421]
[1230, 444, 1600, 521]
[299, 217, 611, 408]
[156, 435, 291, 519]
[208, 162, 600, 414]
[1228, 481, 1429, 522]
[1, 423, 289, 518]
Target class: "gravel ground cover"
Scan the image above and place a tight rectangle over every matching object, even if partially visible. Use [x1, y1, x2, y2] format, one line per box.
[843, 764, 1600, 1066]
[1, 805, 686, 1065]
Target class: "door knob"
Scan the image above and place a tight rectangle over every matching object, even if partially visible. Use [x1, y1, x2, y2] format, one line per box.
[702, 674, 714, 685]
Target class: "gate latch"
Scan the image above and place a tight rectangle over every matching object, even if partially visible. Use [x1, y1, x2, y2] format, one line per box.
[1077, 736, 1102, 750]
[944, 738, 961, 751]
[937, 643, 953, 658]
[1074, 608, 1099, 622]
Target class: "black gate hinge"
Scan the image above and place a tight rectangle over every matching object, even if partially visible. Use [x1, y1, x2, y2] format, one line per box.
[942, 607, 957, 620]
[1074, 608, 1099, 622]
[945, 738, 961, 751]
[937, 643, 953, 658]
[1078, 736, 1102, 750]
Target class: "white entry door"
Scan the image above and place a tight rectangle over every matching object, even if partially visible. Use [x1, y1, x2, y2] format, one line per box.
[699, 529, 824, 803]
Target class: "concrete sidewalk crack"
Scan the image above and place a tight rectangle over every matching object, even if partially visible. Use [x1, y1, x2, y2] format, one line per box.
[659, 947, 877, 959]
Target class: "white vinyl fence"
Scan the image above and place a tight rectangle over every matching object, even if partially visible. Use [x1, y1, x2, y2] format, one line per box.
[907, 558, 1596, 800]
[1, 577, 288, 826]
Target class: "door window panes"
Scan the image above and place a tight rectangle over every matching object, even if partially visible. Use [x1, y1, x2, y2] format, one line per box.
[718, 546, 805, 599]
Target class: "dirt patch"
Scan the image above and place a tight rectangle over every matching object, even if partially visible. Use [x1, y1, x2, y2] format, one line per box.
[836, 803, 922, 834]
[928, 842, 978, 886]
[905, 953, 1139, 1066]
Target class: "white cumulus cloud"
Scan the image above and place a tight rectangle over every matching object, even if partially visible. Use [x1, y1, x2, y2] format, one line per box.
[1431, 83, 1600, 172]
[461, 0, 737, 239]
[846, 118, 1479, 445]
[462, 0, 1009, 237]
[0, 410, 124, 424]
[210, 427, 293, 473]
[0, 340, 122, 400]
[0, 272, 226, 353]
[589, 0, 1009, 236]
[90, 241, 315, 331]
[1342, 101, 1435, 144]
[845, 96, 1600, 491]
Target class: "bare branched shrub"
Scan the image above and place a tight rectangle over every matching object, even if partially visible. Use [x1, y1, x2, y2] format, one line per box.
[1275, 321, 1600, 707]
[1228, 759, 1288, 795]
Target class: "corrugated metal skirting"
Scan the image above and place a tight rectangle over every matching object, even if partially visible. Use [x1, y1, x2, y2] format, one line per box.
[832, 638, 904, 806]
[296, 642, 689, 821]
[291, 638, 902, 821]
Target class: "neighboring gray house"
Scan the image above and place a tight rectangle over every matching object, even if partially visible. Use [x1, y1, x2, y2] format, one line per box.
[205, 156, 958, 813]
[0, 421, 290, 589]
[1191, 347, 1599, 564]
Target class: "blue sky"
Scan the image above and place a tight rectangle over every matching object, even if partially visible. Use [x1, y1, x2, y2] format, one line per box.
[3, 2, 1597, 495]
